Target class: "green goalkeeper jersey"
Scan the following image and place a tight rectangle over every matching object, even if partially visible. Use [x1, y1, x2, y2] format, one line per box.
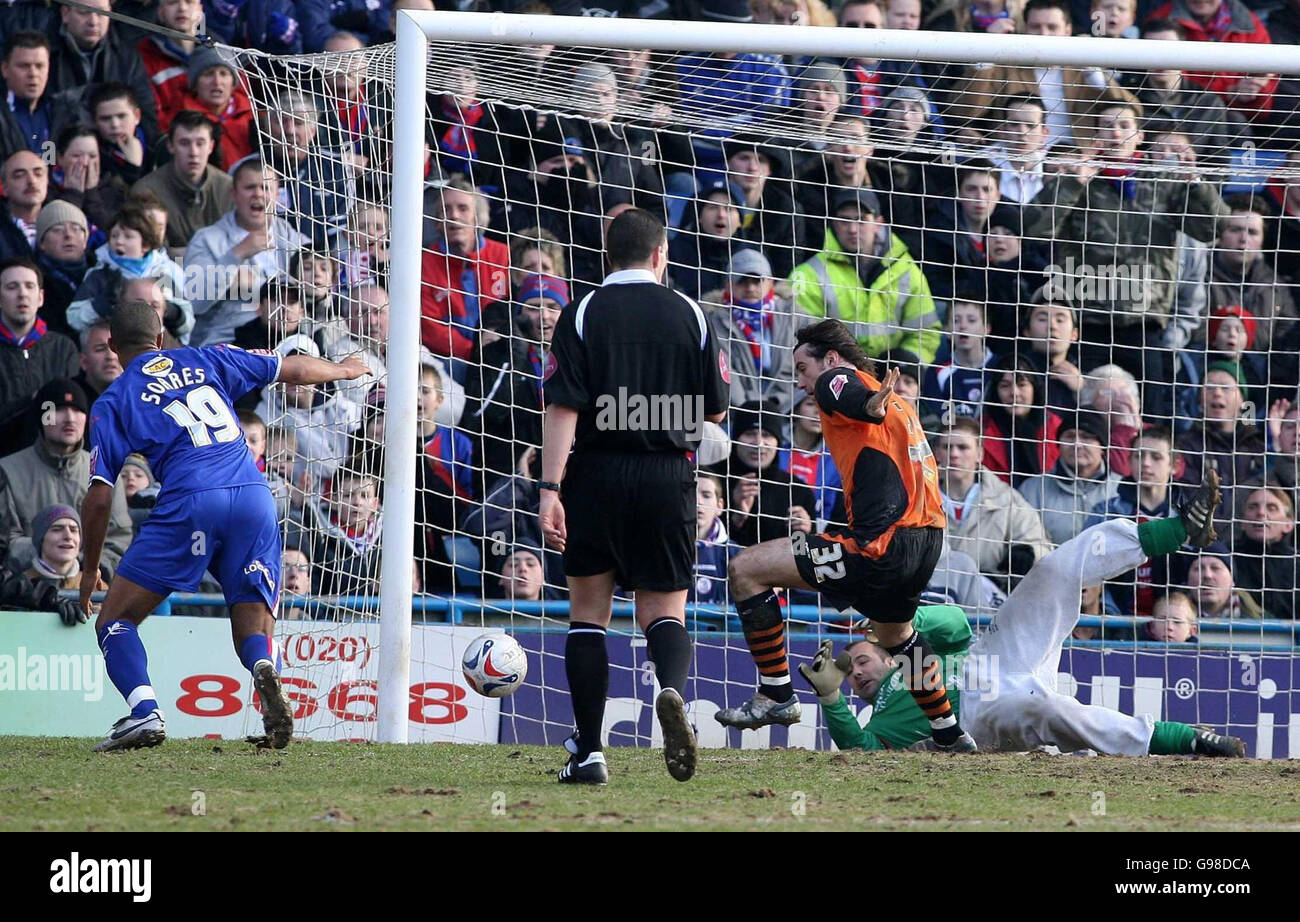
[820, 605, 971, 751]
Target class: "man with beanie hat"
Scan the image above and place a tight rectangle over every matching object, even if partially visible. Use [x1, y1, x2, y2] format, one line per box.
[0, 377, 134, 574]
[24, 502, 108, 594]
[34, 199, 91, 339]
[703, 247, 797, 410]
[1177, 540, 1264, 620]
[0, 257, 80, 455]
[1018, 410, 1123, 545]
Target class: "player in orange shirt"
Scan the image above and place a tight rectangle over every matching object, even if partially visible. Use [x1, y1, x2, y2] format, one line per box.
[718, 319, 976, 751]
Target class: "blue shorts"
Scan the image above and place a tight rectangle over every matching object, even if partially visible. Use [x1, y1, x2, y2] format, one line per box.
[116, 484, 282, 611]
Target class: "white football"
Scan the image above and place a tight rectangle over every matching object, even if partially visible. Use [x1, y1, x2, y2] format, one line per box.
[461, 633, 528, 698]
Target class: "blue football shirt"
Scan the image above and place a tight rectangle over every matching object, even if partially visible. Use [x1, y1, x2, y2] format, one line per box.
[89, 345, 281, 499]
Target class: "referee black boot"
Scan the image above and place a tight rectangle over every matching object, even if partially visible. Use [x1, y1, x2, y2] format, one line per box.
[557, 751, 609, 785]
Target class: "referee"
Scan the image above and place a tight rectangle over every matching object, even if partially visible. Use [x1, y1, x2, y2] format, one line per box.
[540, 208, 729, 785]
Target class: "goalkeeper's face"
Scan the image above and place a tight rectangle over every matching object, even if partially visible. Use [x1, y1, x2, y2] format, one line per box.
[845, 642, 891, 699]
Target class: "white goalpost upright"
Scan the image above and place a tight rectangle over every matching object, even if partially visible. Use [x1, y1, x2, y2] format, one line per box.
[371, 10, 1300, 744]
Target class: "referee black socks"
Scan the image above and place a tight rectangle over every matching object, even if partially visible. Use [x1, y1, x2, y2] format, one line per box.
[737, 591, 794, 704]
[645, 617, 692, 696]
[565, 622, 609, 761]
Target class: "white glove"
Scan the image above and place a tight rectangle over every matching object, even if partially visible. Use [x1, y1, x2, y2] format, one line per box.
[798, 639, 852, 705]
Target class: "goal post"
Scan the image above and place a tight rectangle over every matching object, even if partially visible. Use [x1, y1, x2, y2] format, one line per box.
[226, 10, 1300, 749]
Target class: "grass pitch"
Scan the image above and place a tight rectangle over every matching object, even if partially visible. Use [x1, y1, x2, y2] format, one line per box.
[3, 737, 1298, 831]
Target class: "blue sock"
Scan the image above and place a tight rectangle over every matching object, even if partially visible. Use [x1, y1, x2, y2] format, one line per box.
[238, 634, 279, 675]
[97, 620, 158, 719]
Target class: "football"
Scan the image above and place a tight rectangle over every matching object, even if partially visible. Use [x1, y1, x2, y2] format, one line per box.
[461, 633, 528, 698]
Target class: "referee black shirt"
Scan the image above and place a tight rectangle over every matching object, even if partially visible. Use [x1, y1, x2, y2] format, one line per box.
[545, 268, 730, 454]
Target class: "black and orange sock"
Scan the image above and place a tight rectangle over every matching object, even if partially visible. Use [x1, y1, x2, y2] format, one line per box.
[885, 630, 961, 745]
[736, 590, 793, 703]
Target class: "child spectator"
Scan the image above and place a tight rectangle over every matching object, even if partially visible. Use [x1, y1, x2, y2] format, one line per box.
[238, 409, 266, 473]
[691, 472, 735, 606]
[1144, 592, 1199, 642]
[418, 359, 474, 502]
[922, 159, 1002, 303]
[981, 352, 1066, 486]
[48, 127, 115, 250]
[1019, 299, 1083, 413]
[720, 134, 805, 278]
[291, 248, 338, 323]
[1176, 306, 1266, 423]
[66, 204, 189, 335]
[90, 83, 149, 189]
[118, 454, 158, 536]
[289, 464, 382, 597]
[336, 203, 390, 290]
[23, 504, 108, 593]
[1087, 427, 1184, 616]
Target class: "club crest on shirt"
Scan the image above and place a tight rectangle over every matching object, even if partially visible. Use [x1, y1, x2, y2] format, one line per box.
[142, 355, 174, 377]
[718, 349, 731, 384]
[829, 372, 849, 400]
[543, 351, 558, 381]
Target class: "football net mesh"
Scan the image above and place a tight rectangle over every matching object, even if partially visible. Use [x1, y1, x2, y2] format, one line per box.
[227, 26, 1299, 753]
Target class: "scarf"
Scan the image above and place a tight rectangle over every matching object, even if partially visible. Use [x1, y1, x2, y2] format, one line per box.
[39, 252, 89, 290]
[849, 62, 882, 116]
[433, 236, 485, 329]
[727, 290, 777, 374]
[1099, 150, 1142, 200]
[970, 5, 1012, 31]
[338, 92, 370, 150]
[1201, 1, 1235, 42]
[111, 252, 152, 277]
[0, 315, 46, 348]
[701, 516, 728, 545]
[329, 508, 380, 553]
[439, 96, 485, 174]
[32, 557, 80, 581]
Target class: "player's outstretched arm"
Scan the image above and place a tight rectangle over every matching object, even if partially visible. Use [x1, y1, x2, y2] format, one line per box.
[278, 354, 371, 386]
[79, 481, 114, 621]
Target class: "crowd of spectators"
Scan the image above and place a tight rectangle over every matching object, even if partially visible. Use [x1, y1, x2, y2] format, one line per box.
[0, 0, 1298, 634]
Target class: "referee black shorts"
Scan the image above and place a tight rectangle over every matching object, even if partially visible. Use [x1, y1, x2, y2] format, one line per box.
[793, 525, 944, 624]
[561, 449, 696, 592]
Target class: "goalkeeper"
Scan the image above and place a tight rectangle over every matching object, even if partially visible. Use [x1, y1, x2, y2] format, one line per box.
[801, 494, 1247, 757]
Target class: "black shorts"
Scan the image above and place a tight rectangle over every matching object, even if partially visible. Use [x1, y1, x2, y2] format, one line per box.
[562, 450, 696, 591]
[792, 525, 943, 623]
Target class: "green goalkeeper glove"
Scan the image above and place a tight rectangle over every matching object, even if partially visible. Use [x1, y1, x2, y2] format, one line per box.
[798, 639, 851, 705]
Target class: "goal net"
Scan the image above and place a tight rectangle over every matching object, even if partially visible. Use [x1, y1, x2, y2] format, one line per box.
[226, 11, 1299, 755]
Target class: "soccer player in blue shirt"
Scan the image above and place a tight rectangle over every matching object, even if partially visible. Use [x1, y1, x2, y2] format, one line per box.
[78, 302, 369, 752]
